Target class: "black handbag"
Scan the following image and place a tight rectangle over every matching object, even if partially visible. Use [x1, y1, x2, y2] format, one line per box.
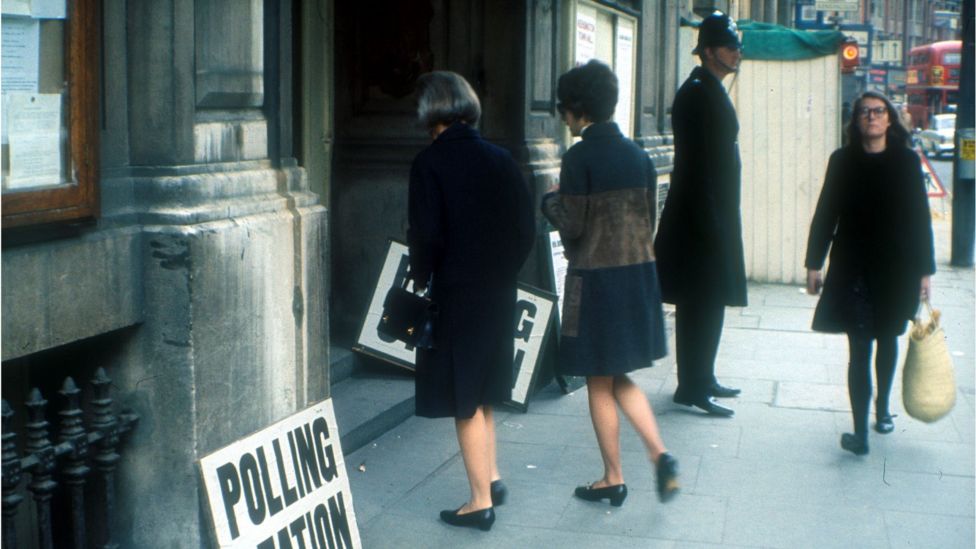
[377, 284, 437, 349]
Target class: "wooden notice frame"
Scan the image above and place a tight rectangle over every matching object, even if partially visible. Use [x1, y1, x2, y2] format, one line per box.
[2, 0, 100, 228]
[546, 229, 586, 394]
[353, 239, 558, 411]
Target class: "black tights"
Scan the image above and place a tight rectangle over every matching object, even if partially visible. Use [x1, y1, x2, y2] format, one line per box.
[847, 334, 898, 438]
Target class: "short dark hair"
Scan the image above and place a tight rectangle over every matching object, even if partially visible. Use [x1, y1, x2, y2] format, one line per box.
[556, 60, 618, 123]
[415, 71, 481, 131]
[846, 91, 912, 149]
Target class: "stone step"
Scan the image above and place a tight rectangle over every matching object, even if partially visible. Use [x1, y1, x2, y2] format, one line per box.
[329, 347, 415, 454]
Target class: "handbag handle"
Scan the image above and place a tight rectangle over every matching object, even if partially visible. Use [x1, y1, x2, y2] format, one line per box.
[409, 274, 433, 297]
[911, 297, 941, 339]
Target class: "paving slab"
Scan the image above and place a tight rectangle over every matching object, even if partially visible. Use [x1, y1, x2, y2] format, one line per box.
[343, 216, 974, 548]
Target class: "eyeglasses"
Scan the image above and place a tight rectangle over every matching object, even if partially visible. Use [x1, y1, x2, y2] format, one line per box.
[857, 106, 888, 119]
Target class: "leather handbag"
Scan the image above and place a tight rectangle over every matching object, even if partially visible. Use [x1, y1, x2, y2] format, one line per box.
[377, 284, 437, 349]
[902, 299, 956, 423]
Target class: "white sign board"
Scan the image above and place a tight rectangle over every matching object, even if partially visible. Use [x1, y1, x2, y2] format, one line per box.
[199, 399, 362, 549]
[354, 240, 418, 368]
[354, 240, 556, 410]
[614, 19, 635, 137]
[815, 0, 858, 11]
[574, 9, 596, 65]
[547, 230, 568, 319]
[510, 286, 556, 409]
[873, 40, 902, 63]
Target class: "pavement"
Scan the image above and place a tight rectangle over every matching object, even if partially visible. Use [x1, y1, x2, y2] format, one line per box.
[341, 213, 975, 549]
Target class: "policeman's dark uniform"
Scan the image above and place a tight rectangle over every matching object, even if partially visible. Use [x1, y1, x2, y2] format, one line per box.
[654, 12, 747, 416]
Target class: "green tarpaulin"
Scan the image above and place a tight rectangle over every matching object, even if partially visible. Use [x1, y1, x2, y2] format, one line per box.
[682, 18, 847, 61]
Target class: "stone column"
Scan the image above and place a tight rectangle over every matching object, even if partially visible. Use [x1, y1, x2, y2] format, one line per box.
[106, 1, 329, 545]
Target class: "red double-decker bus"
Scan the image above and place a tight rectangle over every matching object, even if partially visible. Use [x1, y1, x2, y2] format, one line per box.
[905, 40, 961, 129]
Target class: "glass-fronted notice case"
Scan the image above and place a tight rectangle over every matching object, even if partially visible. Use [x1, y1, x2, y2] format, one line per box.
[2, 0, 98, 228]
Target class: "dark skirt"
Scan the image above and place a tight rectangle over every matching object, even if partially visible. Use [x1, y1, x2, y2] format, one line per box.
[557, 262, 668, 376]
[414, 283, 515, 419]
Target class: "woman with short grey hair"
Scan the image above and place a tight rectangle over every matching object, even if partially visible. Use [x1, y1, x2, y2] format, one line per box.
[408, 70, 535, 531]
[415, 71, 481, 134]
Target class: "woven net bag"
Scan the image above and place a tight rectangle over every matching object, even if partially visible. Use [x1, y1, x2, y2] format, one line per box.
[902, 301, 956, 423]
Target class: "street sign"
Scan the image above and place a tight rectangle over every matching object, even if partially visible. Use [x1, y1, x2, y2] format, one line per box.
[198, 399, 363, 549]
[873, 40, 902, 63]
[917, 148, 947, 198]
[815, 0, 858, 11]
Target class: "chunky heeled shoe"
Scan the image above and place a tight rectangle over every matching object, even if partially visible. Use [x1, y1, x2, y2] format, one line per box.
[439, 506, 495, 531]
[655, 453, 680, 503]
[875, 414, 895, 434]
[490, 480, 507, 506]
[574, 483, 628, 506]
[840, 433, 869, 456]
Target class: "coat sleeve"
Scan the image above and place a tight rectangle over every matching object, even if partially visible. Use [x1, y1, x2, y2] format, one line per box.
[804, 152, 843, 270]
[541, 149, 588, 240]
[407, 154, 445, 287]
[905, 152, 936, 276]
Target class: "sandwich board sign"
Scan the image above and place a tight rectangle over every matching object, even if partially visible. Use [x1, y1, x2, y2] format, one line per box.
[199, 399, 361, 548]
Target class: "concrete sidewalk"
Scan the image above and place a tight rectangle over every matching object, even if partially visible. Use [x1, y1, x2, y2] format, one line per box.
[343, 216, 975, 549]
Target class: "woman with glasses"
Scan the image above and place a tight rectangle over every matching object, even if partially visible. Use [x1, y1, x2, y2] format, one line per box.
[805, 91, 935, 456]
[409, 71, 535, 530]
[542, 60, 679, 506]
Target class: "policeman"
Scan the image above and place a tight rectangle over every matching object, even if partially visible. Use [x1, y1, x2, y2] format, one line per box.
[654, 11, 746, 418]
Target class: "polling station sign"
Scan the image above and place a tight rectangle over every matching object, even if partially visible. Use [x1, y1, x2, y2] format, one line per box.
[199, 399, 361, 548]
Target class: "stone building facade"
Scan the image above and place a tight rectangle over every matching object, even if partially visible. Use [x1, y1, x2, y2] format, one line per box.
[1, 1, 783, 545]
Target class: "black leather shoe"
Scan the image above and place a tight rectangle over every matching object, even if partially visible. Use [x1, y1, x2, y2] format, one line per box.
[674, 395, 734, 417]
[874, 414, 895, 434]
[655, 453, 680, 503]
[490, 480, 507, 506]
[574, 483, 627, 506]
[709, 382, 741, 398]
[440, 506, 495, 531]
[840, 433, 869, 456]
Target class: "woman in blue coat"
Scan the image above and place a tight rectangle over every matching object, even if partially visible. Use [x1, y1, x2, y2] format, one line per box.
[408, 71, 535, 530]
[805, 91, 935, 455]
[542, 60, 679, 507]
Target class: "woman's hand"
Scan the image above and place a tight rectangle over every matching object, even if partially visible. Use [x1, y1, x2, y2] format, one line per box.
[806, 269, 823, 295]
[919, 275, 932, 301]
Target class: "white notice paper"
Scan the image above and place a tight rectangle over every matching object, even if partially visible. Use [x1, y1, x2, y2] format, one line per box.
[1, 1, 31, 16]
[32, 0, 67, 19]
[575, 10, 596, 65]
[6, 93, 63, 189]
[1, 17, 40, 92]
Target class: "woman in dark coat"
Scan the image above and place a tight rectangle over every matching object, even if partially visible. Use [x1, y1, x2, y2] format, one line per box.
[805, 91, 935, 456]
[541, 60, 679, 507]
[407, 71, 534, 530]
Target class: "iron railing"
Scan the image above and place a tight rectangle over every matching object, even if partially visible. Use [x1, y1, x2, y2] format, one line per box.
[2, 368, 138, 549]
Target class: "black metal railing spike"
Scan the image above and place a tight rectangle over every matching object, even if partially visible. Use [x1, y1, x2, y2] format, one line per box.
[2, 371, 138, 549]
[59, 377, 90, 549]
[25, 389, 56, 549]
[90, 369, 120, 549]
[2, 400, 23, 549]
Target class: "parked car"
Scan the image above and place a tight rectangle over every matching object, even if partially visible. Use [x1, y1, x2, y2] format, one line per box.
[918, 114, 956, 157]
